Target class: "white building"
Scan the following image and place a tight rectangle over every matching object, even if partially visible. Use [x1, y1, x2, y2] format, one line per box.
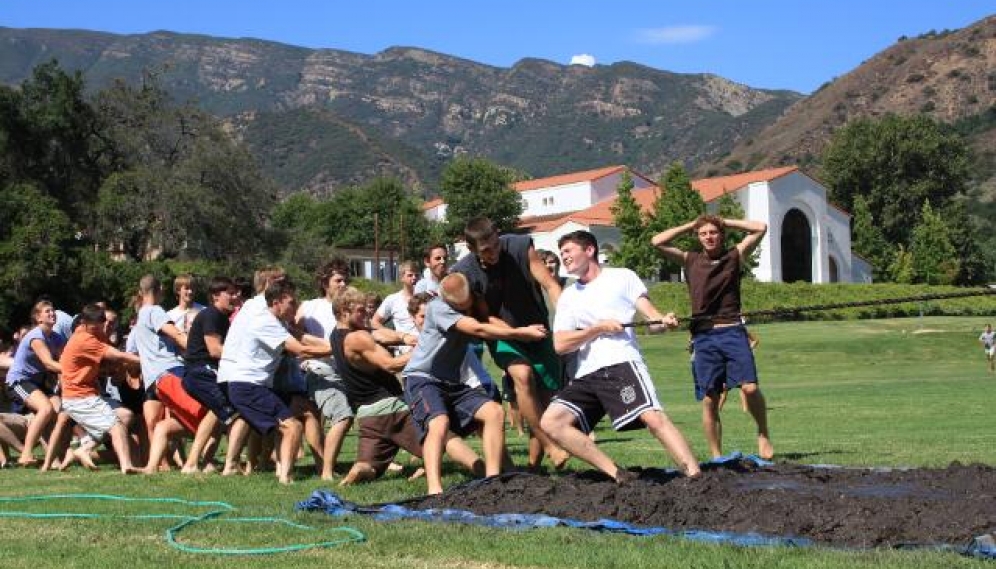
[425, 165, 870, 283]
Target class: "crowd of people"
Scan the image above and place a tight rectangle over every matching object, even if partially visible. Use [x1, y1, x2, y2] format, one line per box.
[0, 214, 775, 493]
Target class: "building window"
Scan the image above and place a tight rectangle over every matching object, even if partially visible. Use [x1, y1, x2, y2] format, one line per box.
[521, 198, 529, 209]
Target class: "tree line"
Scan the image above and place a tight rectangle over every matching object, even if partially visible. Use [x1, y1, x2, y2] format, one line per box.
[0, 61, 524, 330]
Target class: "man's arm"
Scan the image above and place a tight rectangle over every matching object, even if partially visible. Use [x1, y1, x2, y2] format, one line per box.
[29, 339, 62, 374]
[283, 336, 332, 359]
[203, 333, 224, 360]
[103, 346, 141, 367]
[553, 320, 623, 355]
[724, 218, 767, 260]
[159, 322, 187, 351]
[528, 245, 562, 306]
[346, 331, 411, 375]
[650, 221, 694, 264]
[634, 295, 679, 334]
[453, 316, 547, 343]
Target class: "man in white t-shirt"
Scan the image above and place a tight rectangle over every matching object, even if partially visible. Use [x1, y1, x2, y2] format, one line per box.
[219, 278, 332, 484]
[980, 324, 995, 373]
[295, 258, 353, 480]
[540, 230, 700, 482]
[166, 274, 205, 335]
[372, 261, 420, 340]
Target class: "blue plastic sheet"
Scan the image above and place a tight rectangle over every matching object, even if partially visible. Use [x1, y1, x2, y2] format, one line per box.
[296, 453, 996, 559]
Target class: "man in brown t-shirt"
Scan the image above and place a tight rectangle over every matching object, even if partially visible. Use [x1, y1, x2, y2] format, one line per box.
[652, 215, 773, 460]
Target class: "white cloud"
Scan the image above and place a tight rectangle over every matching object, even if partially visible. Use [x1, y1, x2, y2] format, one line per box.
[569, 54, 596, 67]
[635, 25, 716, 44]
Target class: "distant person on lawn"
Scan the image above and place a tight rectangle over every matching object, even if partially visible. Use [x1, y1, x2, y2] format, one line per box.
[980, 323, 995, 373]
[652, 215, 773, 460]
[540, 231, 700, 482]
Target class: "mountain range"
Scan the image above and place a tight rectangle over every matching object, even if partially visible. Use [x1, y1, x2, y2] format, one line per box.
[1, 16, 993, 199]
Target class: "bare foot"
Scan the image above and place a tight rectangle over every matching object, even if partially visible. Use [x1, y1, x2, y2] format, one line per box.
[57, 453, 77, 471]
[321, 472, 337, 482]
[758, 435, 774, 461]
[201, 462, 217, 474]
[76, 448, 99, 471]
[549, 448, 571, 470]
[181, 465, 200, 475]
[121, 466, 140, 475]
[277, 474, 294, 485]
[17, 457, 38, 468]
[386, 461, 404, 473]
[407, 467, 426, 481]
[221, 466, 241, 476]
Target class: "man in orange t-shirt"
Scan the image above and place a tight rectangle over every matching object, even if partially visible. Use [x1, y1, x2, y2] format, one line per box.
[60, 304, 142, 474]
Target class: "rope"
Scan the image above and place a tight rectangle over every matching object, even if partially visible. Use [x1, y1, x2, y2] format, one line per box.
[617, 288, 996, 328]
[0, 493, 366, 555]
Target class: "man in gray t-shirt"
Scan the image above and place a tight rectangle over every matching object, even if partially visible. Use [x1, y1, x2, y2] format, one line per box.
[132, 275, 188, 467]
[402, 273, 547, 495]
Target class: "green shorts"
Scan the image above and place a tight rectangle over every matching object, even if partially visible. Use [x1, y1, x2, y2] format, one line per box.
[490, 336, 562, 391]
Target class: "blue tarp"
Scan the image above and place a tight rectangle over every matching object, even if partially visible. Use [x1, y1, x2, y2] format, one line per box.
[296, 453, 996, 559]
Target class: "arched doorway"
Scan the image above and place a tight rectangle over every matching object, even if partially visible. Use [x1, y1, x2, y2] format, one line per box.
[828, 256, 839, 283]
[781, 208, 812, 282]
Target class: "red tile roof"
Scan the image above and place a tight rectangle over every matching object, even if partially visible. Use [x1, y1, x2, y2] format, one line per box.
[513, 165, 628, 192]
[421, 197, 444, 211]
[691, 166, 798, 202]
[517, 166, 809, 233]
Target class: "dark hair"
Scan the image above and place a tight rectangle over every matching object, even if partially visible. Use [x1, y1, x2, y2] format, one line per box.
[557, 230, 599, 260]
[80, 303, 106, 324]
[536, 249, 559, 266]
[208, 276, 236, 297]
[423, 243, 447, 261]
[464, 217, 497, 250]
[316, 258, 350, 295]
[264, 279, 297, 306]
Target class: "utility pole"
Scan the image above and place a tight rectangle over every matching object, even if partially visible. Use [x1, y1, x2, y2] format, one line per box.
[374, 212, 380, 282]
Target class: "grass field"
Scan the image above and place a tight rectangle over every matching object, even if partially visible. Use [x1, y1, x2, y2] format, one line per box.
[1, 316, 994, 568]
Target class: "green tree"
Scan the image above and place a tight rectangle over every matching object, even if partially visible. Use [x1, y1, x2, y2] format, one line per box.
[439, 157, 522, 239]
[850, 195, 894, 282]
[822, 114, 970, 246]
[0, 183, 74, 325]
[0, 60, 110, 214]
[91, 76, 276, 262]
[649, 163, 704, 279]
[909, 201, 959, 285]
[610, 171, 657, 277]
[888, 245, 915, 284]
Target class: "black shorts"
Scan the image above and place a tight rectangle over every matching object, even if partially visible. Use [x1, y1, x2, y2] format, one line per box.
[403, 374, 493, 441]
[550, 360, 661, 434]
[8, 377, 54, 408]
[182, 365, 239, 425]
[227, 382, 293, 436]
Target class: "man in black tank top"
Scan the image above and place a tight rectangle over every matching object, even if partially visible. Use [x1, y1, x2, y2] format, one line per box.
[652, 215, 773, 460]
[330, 288, 484, 485]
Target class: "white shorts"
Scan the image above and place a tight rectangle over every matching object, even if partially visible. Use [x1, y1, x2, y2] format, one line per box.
[63, 396, 121, 441]
[985, 346, 995, 357]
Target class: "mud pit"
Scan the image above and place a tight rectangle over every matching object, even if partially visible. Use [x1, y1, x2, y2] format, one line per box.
[410, 460, 996, 548]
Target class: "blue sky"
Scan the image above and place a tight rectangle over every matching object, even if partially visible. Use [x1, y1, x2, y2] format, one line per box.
[2, 1, 992, 93]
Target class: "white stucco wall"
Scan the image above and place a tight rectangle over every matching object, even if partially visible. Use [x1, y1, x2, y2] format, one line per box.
[520, 183, 592, 217]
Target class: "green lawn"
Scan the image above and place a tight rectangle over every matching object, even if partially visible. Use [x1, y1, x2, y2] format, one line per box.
[2, 316, 994, 568]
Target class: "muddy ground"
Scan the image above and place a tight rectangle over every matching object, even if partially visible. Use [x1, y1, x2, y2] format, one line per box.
[410, 460, 996, 548]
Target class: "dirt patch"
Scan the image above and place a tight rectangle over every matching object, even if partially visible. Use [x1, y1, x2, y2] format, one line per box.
[410, 460, 996, 548]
